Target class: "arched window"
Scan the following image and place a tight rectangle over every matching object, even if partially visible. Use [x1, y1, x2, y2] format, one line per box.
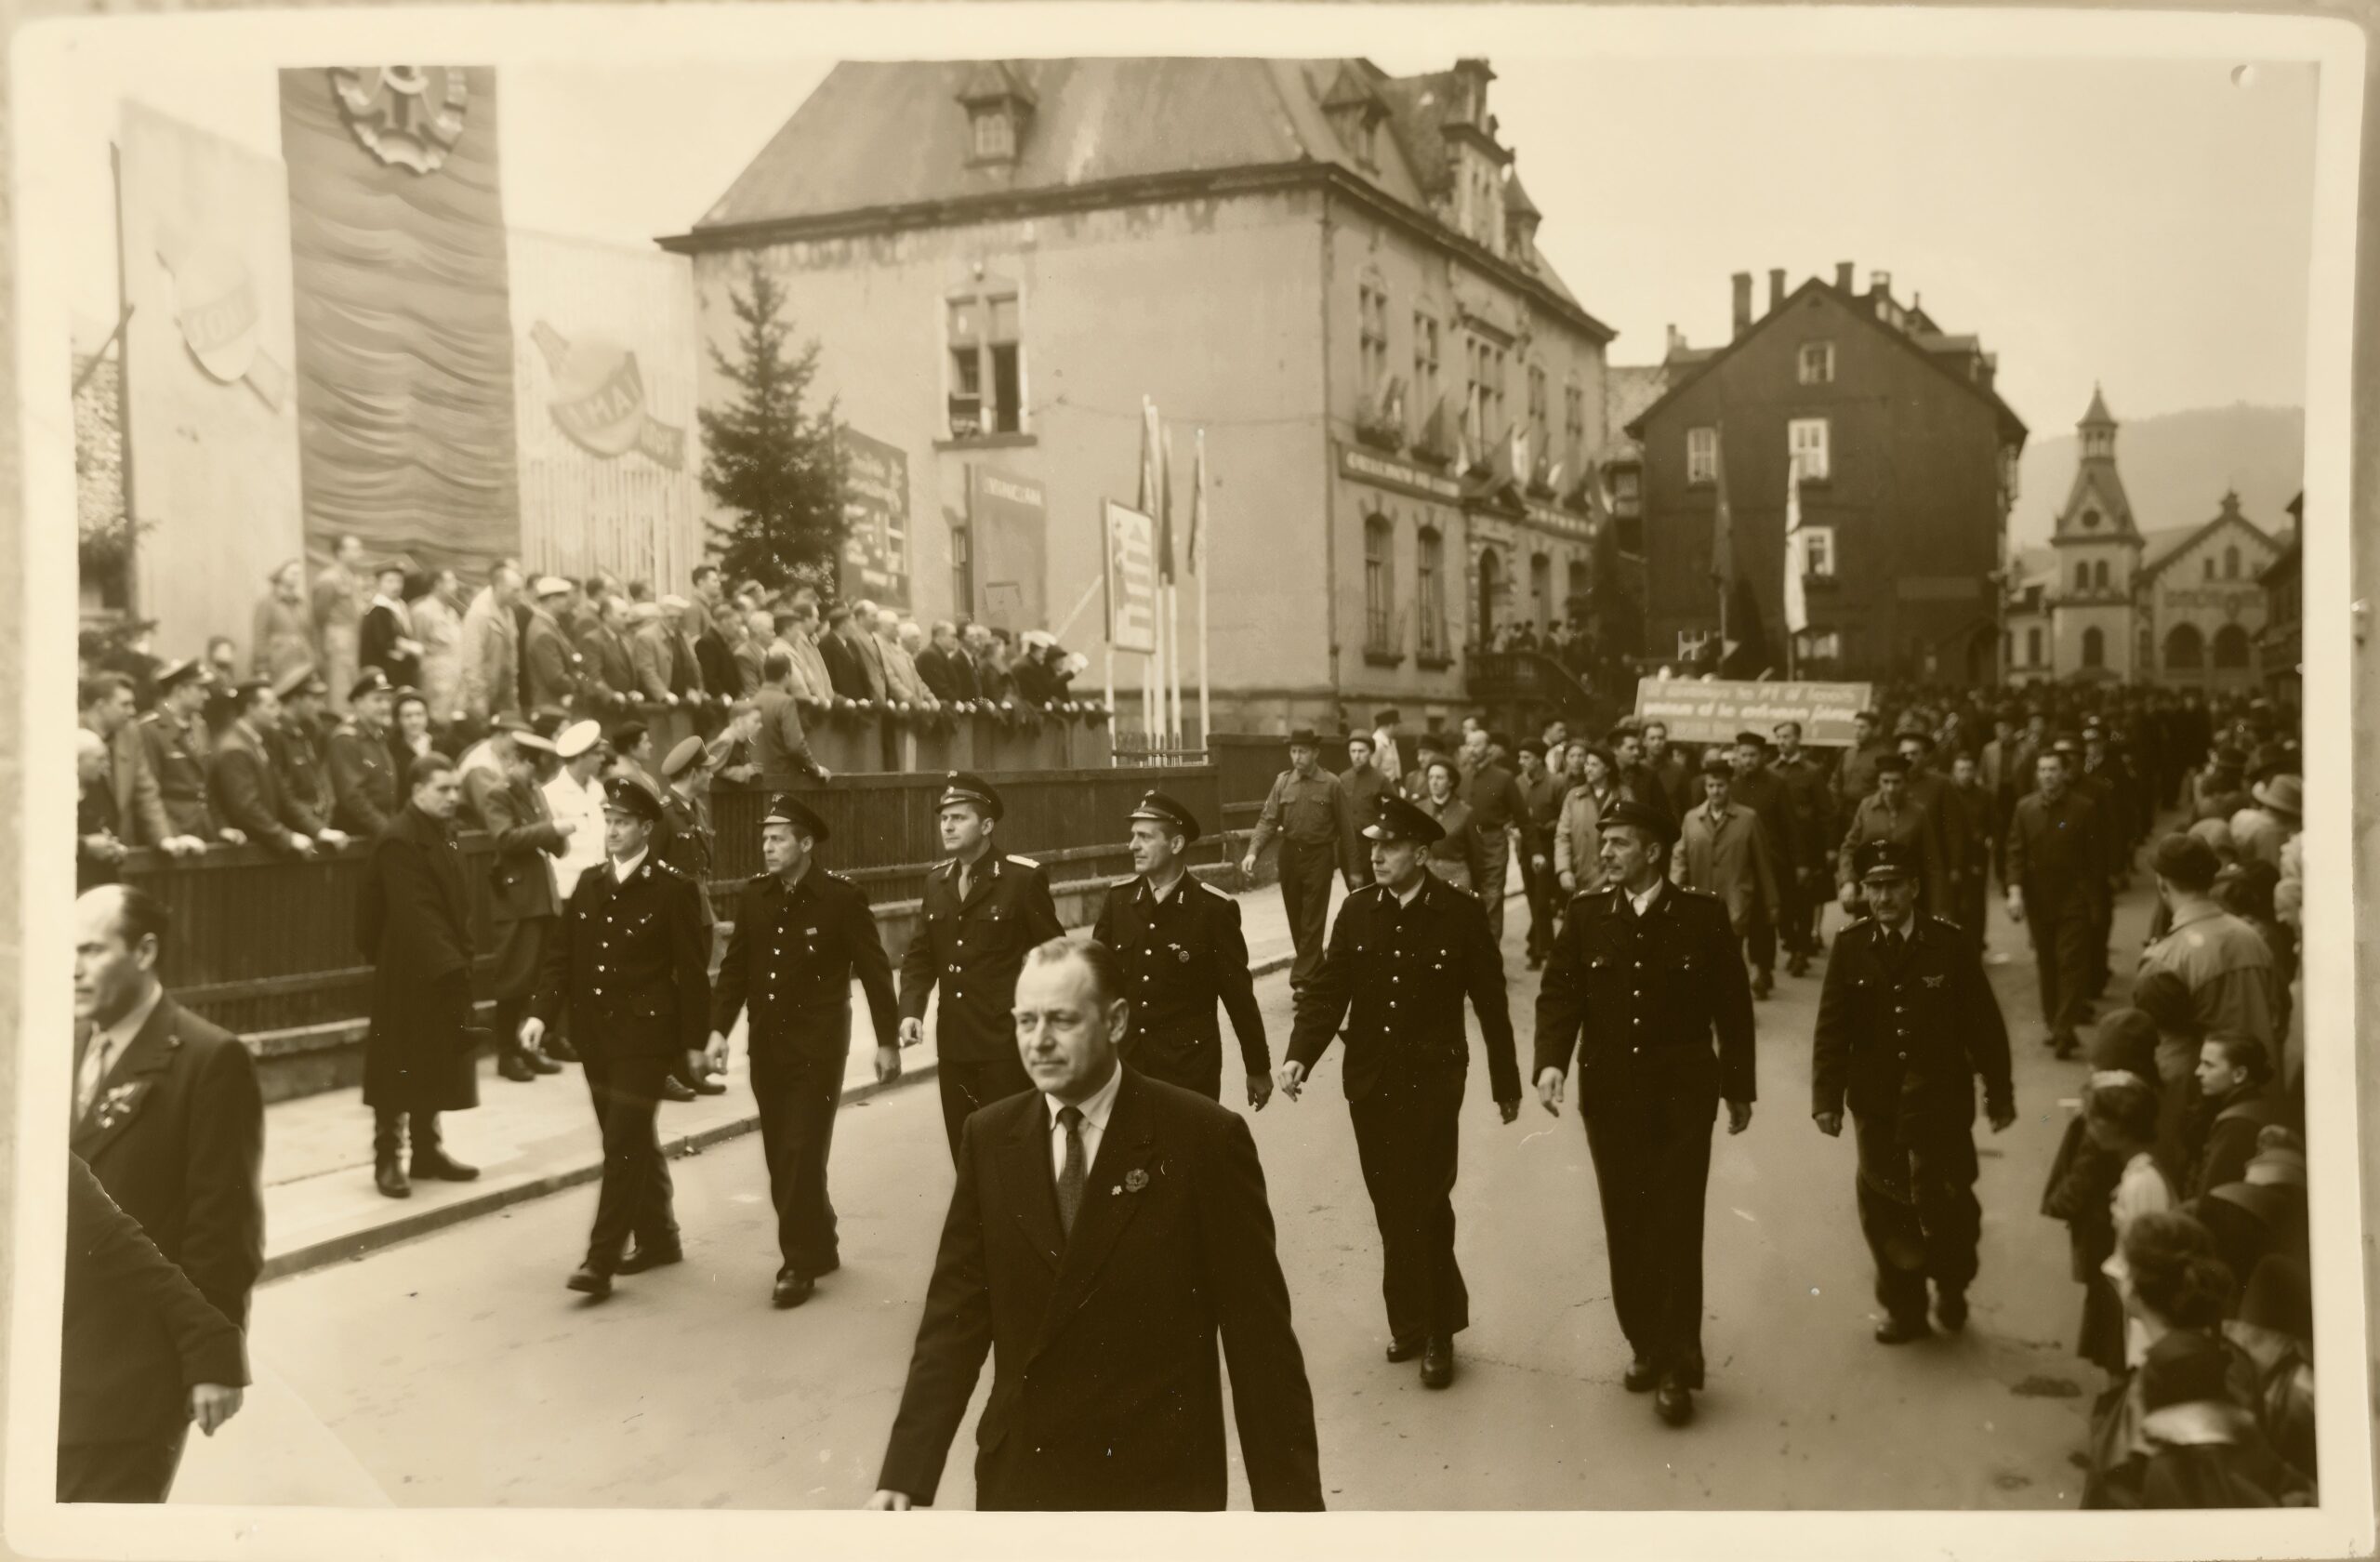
[1363, 515, 1395, 654]
[2212, 623, 2252, 668]
[2082, 626, 2105, 668]
[2224, 546, 2241, 580]
[2165, 622, 2203, 669]
[1476, 547, 1502, 647]
[2074, 563, 2089, 592]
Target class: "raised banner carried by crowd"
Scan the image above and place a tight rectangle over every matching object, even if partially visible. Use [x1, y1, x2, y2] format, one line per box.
[1634, 678, 1873, 748]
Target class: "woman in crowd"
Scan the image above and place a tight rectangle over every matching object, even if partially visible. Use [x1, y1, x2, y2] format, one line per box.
[389, 689, 437, 775]
[360, 563, 423, 691]
[251, 559, 318, 683]
[2043, 1013, 2162, 1377]
[412, 568, 467, 728]
[1414, 756, 1486, 894]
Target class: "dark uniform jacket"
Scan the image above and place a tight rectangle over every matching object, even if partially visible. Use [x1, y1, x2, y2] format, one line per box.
[2006, 788, 2111, 913]
[328, 720, 399, 836]
[1461, 761, 1539, 860]
[878, 1068, 1322, 1511]
[207, 721, 311, 853]
[1811, 911, 2012, 1129]
[1774, 753, 1834, 870]
[62, 1154, 250, 1449]
[1533, 881, 1757, 1107]
[713, 865, 898, 1060]
[1091, 874, 1268, 1092]
[658, 788, 717, 930]
[1284, 873, 1521, 1104]
[532, 851, 711, 1063]
[139, 708, 215, 839]
[1338, 764, 1395, 847]
[1733, 766, 1806, 877]
[268, 715, 332, 835]
[469, 770, 566, 924]
[898, 853, 1066, 1064]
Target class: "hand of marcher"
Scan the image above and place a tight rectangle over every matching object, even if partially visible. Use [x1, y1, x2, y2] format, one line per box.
[1988, 1104, 2016, 1133]
[898, 1017, 924, 1049]
[1276, 1061, 1307, 1102]
[864, 1489, 913, 1511]
[2005, 889, 2025, 923]
[1240, 853, 1258, 878]
[1247, 1071, 1274, 1111]
[1726, 1099, 1753, 1135]
[188, 1383, 243, 1436]
[1496, 1095, 1520, 1124]
[1536, 1066, 1565, 1116]
[875, 1045, 901, 1084]
[519, 1016, 547, 1050]
[1814, 1110, 1844, 1137]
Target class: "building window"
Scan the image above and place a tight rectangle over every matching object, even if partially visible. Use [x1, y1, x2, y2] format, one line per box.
[1798, 342, 1835, 385]
[2213, 623, 2252, 668]
[1464, 338, 1507, 447]
[2082, 508, 2101, 530]
[1806, 629, 1842, 661]
[1364, 515, 1396, 653]
[1686, 427, 1718, 485]
[2074, 563, 2089, 593]
[2082, 626, 2105, 668]
[971, 110, 1016, 163]
[1788, 417, 1831, 482]
[946, 290, 1024, 438]
[1802, 525, 1836, 579]
[2224, 545, 2241, 579]
[1416, 528, 1448, 656]
[2094, 560, 2110, 590]
[950, 521, 973, 616]
[1475, 547, 1502, 646]
[1359, 281, 1390, 398]
[2203, 557, 2215, 581]
[1413, 311, 1441, 427]
[1564, 380, 1586, 465]
[1527, 364, 1549, 448]
[2026, 626, 2043, 667]
[1567, 559, 1589, 620]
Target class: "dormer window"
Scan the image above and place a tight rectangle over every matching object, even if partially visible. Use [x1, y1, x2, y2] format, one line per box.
[957, 61, 1037, 168]
[1321, 65, 1391, 175]
[971, 109, 1015, 163]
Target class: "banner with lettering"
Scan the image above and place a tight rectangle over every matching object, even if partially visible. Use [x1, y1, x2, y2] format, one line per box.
[1104, 501, 1158, 655]
[1634, 677, 1873, 748]
[837, 428, 912, 611]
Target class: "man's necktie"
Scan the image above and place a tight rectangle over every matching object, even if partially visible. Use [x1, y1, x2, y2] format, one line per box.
[75, 1033, 114, 1122]
[1055, 1105, 1086, 1237]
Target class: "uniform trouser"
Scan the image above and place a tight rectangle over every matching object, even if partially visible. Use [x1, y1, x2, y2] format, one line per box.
[373, 1108, 443, 1162]
[488, 917, 550, 1062]
[580, 1053, 677, 1268]
[1851, 1102, 1982, 1322]
[753, 1048, 844, 1277]
[937, 1052, 1036, 1163]
[2030, 895, 2099, 1048]
[1739, 904, 1776, 978]
[1523, 854, 1561, 960]
[57, 1428, 188, 1502]
[1477, 832, 1512, 944]
[1277, 841, 1338, 995]
[1348, 1065, 1469, 1344]
[1582, 1084, 1717, 1375]
[1957, 873, 1990, 956]
[1122, 1032, 1223, 1101]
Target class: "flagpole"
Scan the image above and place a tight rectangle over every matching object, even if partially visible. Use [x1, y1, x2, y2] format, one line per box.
[1196, 429, 1212, 752]
[1167, 584, 1182, 747]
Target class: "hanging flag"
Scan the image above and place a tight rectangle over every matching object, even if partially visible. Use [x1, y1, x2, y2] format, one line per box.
[1189, 430, 1208, 575]
[1157, 424, 1178, 586]
[1783, 451, 1809, 635]
[1709, 425, 1734, 589]
[1136, 395, 1160, 516]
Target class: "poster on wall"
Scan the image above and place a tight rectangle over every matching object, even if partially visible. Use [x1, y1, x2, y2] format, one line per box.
[1104, 500, 1158, 655]
[837, 427, 911, 610]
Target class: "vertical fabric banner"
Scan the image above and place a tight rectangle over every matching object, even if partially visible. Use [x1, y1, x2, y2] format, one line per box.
[281, 66, 521, 578]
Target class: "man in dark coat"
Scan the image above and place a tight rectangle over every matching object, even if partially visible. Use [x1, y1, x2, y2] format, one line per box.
[707, 795, 900, 1307]
[266, 667, 335, 829]
[1812, 841, 2015, 1344]
[2006, 745, 2111, 1059]
[1091, 790, 1270, 1107]
[523, 775, 712, 1297]
[898, 774, 1066, 1160]
[1240, 728, 1358, 1001]
[575, 593, 641, 715]
[208, 681, 344, 857]
[357, 752, 483, 1198]
[60, 1156, 248, 1502]
[1533, 799, 1756, 1428]
[329, 669, 401, 837]
[464, 723, 572, 1083]
[912, 620, 979, 703]
[521, 577, 585, 715]
[66, 885, 264, 1501]
[80, 672, 195, 854]
[1280, 794, 1522, 1390]
[870, 936, 1322, 1512]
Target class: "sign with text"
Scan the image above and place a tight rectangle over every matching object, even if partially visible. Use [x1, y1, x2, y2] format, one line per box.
[970, 464, 1046, 632]
[1104, 500, 1158, 655]
[1635, 678, 1873, 748]
[838, 427, 912, 610]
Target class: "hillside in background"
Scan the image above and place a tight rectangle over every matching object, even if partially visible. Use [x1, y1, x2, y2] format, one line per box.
[2011, 403, 2304, 549]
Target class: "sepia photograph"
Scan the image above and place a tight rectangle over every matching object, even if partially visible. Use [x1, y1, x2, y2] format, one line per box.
[3, 3, 2371, 1557]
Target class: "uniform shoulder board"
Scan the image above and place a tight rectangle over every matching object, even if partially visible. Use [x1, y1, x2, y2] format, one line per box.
[1005, 854, 1039, 870]
[654, 858, 690, 878]
[826, 868, 852, 883]
[1193, 877, 1231, 900]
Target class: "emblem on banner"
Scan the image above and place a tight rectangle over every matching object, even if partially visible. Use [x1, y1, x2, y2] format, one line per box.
[330, 66, 470, 175]
[154, 222, 288, 411]
[531, 322, 686, 470]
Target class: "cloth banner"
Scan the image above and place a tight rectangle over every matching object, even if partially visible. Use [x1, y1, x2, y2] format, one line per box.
[838, 428, 912, 611]
[1634, 678, 1874, 748]
[1104, 501, 1158, 655]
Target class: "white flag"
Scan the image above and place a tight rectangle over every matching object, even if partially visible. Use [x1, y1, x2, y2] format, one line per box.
[1782, 451, 1809, 635]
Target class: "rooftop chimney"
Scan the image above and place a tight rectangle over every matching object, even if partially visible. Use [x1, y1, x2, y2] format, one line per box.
[1666, 324, 1685, 357]
[1871, 269, 1891, 296]
[1731, 271, 1752, 339]
[1768, 268, 1787, 314]
[1835, 260, 1854, 291]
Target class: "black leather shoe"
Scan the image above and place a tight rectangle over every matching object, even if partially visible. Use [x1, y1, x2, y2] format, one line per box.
[497, 1053, 536, 1082]
[542, 1037, 581, 1063]
[814, 1255, 840, 1276]
[1786, 954, 1810, 978]
[1385, 1336, 1423, 1364]
[692, 1074, 728, 1096]
[1622, 1357, 1660, 1393]
[1874, 1314, 1931, 1345]
[659, 1077, 698, 1103]
[410, 1151, 481, 1183]
[1935, 1291, 1970, 1334]
[617, 1241, 683, 1275]
[1420, 1336, 1454, 1389]
[1654, 1374, 1695, 1426]
[375, 1159, 411, 1199]
[1751, 972, 1774, 1000]
[526, 1051, 563, 1076]
[772, 1270, 816, 1309]
[1675, 1354, 1706, 1392]
[566, 1264, 614, 1300]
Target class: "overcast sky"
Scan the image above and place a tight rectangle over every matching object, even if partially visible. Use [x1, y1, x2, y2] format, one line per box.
[57, 49, 2317, 458]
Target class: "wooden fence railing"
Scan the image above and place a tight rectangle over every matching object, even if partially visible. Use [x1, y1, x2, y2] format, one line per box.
[610, 700, 1115, 777]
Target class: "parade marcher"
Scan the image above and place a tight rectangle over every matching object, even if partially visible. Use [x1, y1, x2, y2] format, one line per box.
[898, 774, 1066, 1160]
[1279, 795, 1521, 1389]
[328, 669, 401, 837]
[1673, 752, 1783, 999]
[1533, 799, 1755, 1427]
[1811, 841, 2015, 1344]
[1729, 733, 1806, 973]
[1461, 734, 1535, 944]
[1553, 744, 1620, 897]
[2077, 727, 2135, 999]
[466, 723, 571, 1083]
[357, 755, 483, 1199]
[1832, 708, 1893, 816]
[536, 720, 610, 1066]
[208, 682, 341, 858]
[139, 659, 233, 844]
[1608, 724, 1671, 825]
[707, 794, 900, 1308]
[1516, 739, 1567, 969]
[1339, 733, 1394, 888]
[657, 736, 721, 931]
[1370, 707, 1408, 788]
[312, 534, 365, 715]
[2007, 746, 2113, 1059]
[1641, 721, 1696, 822]
[1091, 790, 1270, 1106]
[1946, 752, 1994, 957]
[522, 775, 712, 1298]
[1896, 728, 1965, 924]
[66, 885, 264, 1502]
[1240, 728, 1358, 999]
[1836, 755, 1948, 921]
[1415, 755, 1488, 897]
[870, 935, 1322, 1512]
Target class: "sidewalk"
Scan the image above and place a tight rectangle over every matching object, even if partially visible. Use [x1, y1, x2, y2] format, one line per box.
[257, 872, 1382, 1282]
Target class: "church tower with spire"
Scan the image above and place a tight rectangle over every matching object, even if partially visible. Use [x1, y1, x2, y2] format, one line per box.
[2047, 386, 2145, 680]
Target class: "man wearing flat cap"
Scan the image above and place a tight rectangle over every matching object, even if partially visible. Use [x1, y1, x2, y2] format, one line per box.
[466, 721, 572, 1083]
[1835, 754, 1947, 924]
[1241, 728, 1358, 1003]
[899, 773, 1066, 1160]
[1832, 708, 1893, 814]
[329, 668, 401, 837]
[708, 794, 899, 1307]
[209, 680, 342, 858]
[139, 660, 231, 844]
[1811, 839, 2012, 1344]
[1279, 793, 1521, 1391]
[522, 576, 584, 716]
[522, 774, 712, 1298]
[1533, 797, 1755, 1428]
[1092, 791, 1271, 1107]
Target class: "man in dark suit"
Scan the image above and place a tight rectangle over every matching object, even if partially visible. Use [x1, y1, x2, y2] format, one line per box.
[1812, 841, 2015, 1344]
[912, 620, 978, 704]
[817, 604, 879, 701]
[869, 935, 1322, 1512]
[522, 577, 585, 715]
[523, 775, 712, 1297]
[207, 681, 338, 857]
[707, 795, 900, 1307]
[1533, 799, 1756, 1428]
[1091, 791, 1270, 1107]
[67, 885, 265, 1500]
[464, 722, 571, 1083]
[1280, 794, 1522, 1390]
[80, 672, 198, 855]
[898, 774, 1066, 1160]
[2006, 741, 2112, 1059]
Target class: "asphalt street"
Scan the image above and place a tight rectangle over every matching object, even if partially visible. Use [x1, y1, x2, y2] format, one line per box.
[184, 880, 2152, 1510]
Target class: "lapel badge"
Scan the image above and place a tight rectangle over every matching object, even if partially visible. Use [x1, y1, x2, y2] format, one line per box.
[1123, 1168, 1150, 1193]
[1176, 948, 1190, 963]
[1924, 974, 1948, 988]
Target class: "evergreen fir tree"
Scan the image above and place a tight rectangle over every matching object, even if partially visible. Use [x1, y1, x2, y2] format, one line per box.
[698, 259, 847, 590]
